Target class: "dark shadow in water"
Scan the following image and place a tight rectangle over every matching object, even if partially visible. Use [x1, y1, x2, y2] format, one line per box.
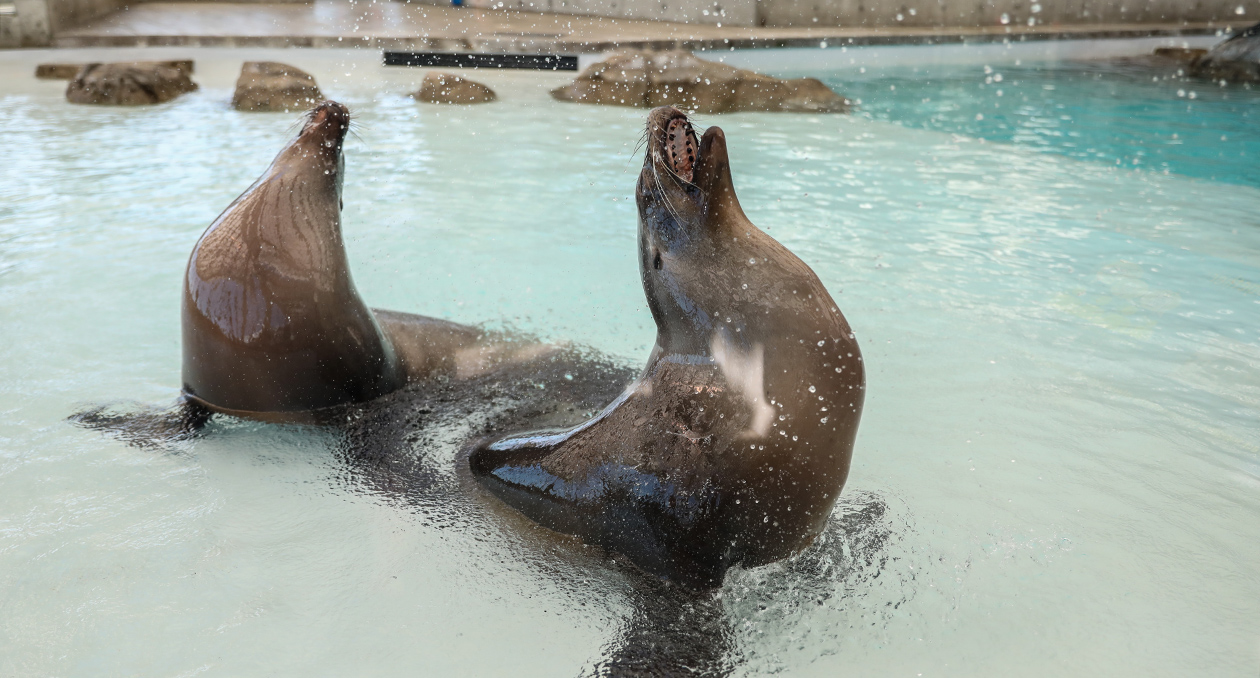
[586, 491, 901, 677]
[588, 574, 738, 678]
[67, 349, 903, 677]
[332, 346, 635, 507]
[68, 395, 213, 448]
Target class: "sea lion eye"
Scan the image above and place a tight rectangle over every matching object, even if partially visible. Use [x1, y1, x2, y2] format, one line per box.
[653, 250, 663, 270]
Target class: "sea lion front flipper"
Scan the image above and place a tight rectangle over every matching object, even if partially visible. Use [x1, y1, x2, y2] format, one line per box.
[469, 399, 732, 589]
[468, 428, 599, 538]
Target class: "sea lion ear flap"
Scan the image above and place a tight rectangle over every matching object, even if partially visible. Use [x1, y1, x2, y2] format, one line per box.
[695, 126, 749, 230]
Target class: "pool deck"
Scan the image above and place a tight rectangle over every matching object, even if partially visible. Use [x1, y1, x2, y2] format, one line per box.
[52, 1, 1238, 53]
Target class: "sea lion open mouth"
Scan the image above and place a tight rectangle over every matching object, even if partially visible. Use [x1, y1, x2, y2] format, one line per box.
[650, 107, 700, 185]
[665, 115, 699, 183]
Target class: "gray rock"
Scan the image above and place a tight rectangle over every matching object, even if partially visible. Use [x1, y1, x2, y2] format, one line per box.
[232, 62, 324, 112]
[411, 72, 496, 104]
[40, 60, 193, 81]
[551, 49, 850, 114]
[66, 62, 198, 106]
[1190, 22, 1260, 84]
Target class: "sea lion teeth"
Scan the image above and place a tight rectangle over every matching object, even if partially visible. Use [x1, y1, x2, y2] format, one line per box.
[666, 116, 696, 182]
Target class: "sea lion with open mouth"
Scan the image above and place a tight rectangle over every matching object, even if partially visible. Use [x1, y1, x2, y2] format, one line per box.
[469, 106, 865, 588]
[181, 100, 546, 423]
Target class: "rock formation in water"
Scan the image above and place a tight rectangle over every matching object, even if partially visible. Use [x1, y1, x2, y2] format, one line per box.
[411, 72, 497, 104]
[232, 61, 324, 112]
[551, 49, 851, 114]
[1189, 22, 1260, 84]
[65, 62, 199, 105]
[41, 60, 193, 81]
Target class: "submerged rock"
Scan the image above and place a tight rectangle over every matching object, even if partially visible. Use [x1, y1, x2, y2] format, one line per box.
[412, 72, 497, 104]
[551, 49, 850, 114]
[232, 61, 324, 112]
[36, 63, 84, 80]
[1151, 47, 1208, 63]
[40, 60, 192, 81]
[1190, 22, 1260, 84]
[65, 62, 199, 106]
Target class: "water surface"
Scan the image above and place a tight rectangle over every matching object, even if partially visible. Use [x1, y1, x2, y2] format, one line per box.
[1, 45, 1258, 676]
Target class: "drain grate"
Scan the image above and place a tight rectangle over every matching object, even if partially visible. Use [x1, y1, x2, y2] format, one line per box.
[383, 52, 578, 71]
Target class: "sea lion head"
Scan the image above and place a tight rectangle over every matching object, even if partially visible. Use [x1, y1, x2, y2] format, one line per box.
[638, 105, 745, 237]
[637, 106, 753, 354]
[278, 99, 351, 201]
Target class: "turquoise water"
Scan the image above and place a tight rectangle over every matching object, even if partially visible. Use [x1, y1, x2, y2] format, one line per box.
[835, 59, 1260, 187]
[1, 46, 1259, 676]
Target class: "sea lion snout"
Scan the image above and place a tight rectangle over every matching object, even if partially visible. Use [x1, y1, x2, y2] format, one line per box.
[301, 100, 351, 146]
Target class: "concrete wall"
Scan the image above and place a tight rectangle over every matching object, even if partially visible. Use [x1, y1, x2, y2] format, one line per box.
[426, 0, 1257, 27]
[45, 0, 127, 30]
[0, 0, 123, 46]
[2, 0, 1254, 47]
[436, 0, 755, 26]
[756, 0, 1260, 28]
[1, 0, 54, 46]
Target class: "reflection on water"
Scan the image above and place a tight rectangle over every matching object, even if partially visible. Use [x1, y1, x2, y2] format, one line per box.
[2, 46, 1259, 676]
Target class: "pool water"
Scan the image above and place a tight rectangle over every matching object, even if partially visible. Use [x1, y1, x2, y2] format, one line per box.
[837, 59, 1260, 188]
[2, 44, 1258, 676]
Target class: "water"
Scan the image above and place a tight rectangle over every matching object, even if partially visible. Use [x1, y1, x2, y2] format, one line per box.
[2, 44, 1259, 676]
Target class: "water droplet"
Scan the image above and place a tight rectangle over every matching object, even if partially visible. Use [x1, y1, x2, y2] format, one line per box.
[808, 385, 817, 393]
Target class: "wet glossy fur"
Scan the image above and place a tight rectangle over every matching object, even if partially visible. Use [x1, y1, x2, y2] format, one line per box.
[470, 107, 865, 588]
[181, 101, 519, 422]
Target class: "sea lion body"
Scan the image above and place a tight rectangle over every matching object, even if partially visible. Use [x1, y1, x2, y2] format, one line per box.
[181, 101, 488, 423]
[471, 107, 864, 588]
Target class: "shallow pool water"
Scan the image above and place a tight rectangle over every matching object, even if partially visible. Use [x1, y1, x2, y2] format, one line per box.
[1, 45, 1258, 676]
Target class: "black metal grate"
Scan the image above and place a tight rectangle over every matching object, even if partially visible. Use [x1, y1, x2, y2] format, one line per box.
[383, 52, 578, 71]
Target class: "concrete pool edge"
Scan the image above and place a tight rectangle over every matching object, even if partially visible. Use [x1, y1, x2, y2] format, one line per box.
[37, 1, 1250, 54]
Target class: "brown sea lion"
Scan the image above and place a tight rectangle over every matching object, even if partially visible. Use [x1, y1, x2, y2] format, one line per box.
[469, 106, 865, 588]
[182, 100, 543, 423]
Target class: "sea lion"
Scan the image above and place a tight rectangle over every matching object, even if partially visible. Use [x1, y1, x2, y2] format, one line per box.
[182, 100, 539, 423]
[469, 106, 865, 589]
